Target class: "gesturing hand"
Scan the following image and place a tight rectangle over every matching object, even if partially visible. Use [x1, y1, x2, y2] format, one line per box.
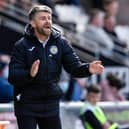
[89, 60, 104, 74]
[30, 59, 40, 77]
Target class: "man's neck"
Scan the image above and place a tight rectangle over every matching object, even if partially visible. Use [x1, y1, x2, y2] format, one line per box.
[87, 100, 97, 106]
[35, 32, 49, 42]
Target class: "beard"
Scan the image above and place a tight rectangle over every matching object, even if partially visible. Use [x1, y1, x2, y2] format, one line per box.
[36, 25, 51, 36]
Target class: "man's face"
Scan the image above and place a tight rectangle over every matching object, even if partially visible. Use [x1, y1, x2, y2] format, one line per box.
[104, 16, 116, 31]
[94, 13, 104, 27]
[87, 92, 101, 105]
[106, 2, 119, 16]
[31, 11, 52, 36]
[97, 13, 104, 27]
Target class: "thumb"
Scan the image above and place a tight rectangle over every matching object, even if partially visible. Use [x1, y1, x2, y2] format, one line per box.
[36, 59, 40, 65]
[32, 59, 40, 70]
[93, 60, 102, 64]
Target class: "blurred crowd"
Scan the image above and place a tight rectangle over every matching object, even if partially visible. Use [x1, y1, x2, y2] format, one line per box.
[62, 72, 127, 102]
[0, 53, 13, 103]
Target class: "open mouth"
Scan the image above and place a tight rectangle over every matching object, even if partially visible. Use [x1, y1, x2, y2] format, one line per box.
[44, 27, 51, 31]
[44, 26, 51, 29]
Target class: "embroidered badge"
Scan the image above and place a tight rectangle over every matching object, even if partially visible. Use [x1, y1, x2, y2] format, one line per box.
[28, 46, 35, 51]
[50, 45, 58, 55]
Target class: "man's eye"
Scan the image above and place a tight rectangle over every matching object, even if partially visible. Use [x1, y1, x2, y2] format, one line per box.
[39, 17, 46, 20]
[48, 17, 52, 20]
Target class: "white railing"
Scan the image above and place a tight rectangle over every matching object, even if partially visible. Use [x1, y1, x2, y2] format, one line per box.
[1, 102, 129, 129]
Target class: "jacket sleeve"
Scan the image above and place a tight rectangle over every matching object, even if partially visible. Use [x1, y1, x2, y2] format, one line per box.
[84, 110, 104, 129]
[61, 39, 92, 77]
[8, 41, 33, 86]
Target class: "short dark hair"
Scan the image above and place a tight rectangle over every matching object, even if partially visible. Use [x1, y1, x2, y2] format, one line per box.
[28, 5, 52, 20]
[103, 0, 117, 7]
[106, 73, 125, 90]
[89, 9, 104, 23]
[87, 85, 101, 94]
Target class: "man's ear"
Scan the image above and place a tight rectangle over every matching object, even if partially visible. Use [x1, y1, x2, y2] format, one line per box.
[30, 20, 35, 28]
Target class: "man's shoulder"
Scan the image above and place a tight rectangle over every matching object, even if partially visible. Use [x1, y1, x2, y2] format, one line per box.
[56, 36, 67, 43]
[15, 37, 25, 45]
[80, 102, 96, 114]
[14, 37, 30, 48]
[56, 36, 71, 47]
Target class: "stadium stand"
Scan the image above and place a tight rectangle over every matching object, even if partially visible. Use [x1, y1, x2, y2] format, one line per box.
[1, 1, 129, 66]
[0, 1, 129, 129]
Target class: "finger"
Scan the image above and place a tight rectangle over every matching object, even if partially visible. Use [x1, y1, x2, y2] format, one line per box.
[33, 59, 40, 66]
[30, 60, 40, 77]
[34, 60, 40, 71]
[97, 64, 104, 69]
[31, 60, 40, 72]
[97, 64, 104, 73]
[94, 60, 102, 64]
[100, 65, 104, 69]
[35, 59, 40, 65]
[32, 59, 40, 68]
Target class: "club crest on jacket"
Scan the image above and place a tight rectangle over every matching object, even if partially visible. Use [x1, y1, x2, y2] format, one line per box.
[50, 45, 58, 55]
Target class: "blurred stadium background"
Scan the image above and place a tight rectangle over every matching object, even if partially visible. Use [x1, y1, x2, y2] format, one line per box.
[1, 0, 129, 129]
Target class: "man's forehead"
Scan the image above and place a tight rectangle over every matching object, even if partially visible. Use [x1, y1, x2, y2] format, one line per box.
[36, 11, 52, 17]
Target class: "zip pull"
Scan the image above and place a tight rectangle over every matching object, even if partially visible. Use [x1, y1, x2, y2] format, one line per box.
[49, 54, 52, 58]
[43, 43, 46, 48]
[48, 54, 53, 63]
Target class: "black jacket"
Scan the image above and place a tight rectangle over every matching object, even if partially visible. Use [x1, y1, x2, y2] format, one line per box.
[80, 110, 104, 129]
[8, 24, 91, 115]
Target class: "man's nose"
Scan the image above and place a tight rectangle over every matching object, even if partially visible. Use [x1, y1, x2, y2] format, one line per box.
[46, 18, 51, 23]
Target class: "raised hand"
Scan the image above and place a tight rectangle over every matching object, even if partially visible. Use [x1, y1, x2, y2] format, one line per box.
[89, 60, 104, 74]
[30, 59, 40, 77]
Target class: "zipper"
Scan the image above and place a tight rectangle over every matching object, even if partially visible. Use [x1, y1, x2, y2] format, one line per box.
[43, 44, 48, 81]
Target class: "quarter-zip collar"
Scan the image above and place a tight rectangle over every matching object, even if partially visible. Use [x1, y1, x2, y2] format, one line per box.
[24, 24, 61, 46]
[39, 37, 50, 48]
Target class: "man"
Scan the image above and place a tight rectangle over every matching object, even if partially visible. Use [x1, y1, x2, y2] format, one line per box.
[80, 85, 125, 129]
[83, 9, 114, 50]
[103, 0, 119, 17]
[100, 73, 126, 101]
[8, 5, 104, 129]
[103, 15, 128, 56]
